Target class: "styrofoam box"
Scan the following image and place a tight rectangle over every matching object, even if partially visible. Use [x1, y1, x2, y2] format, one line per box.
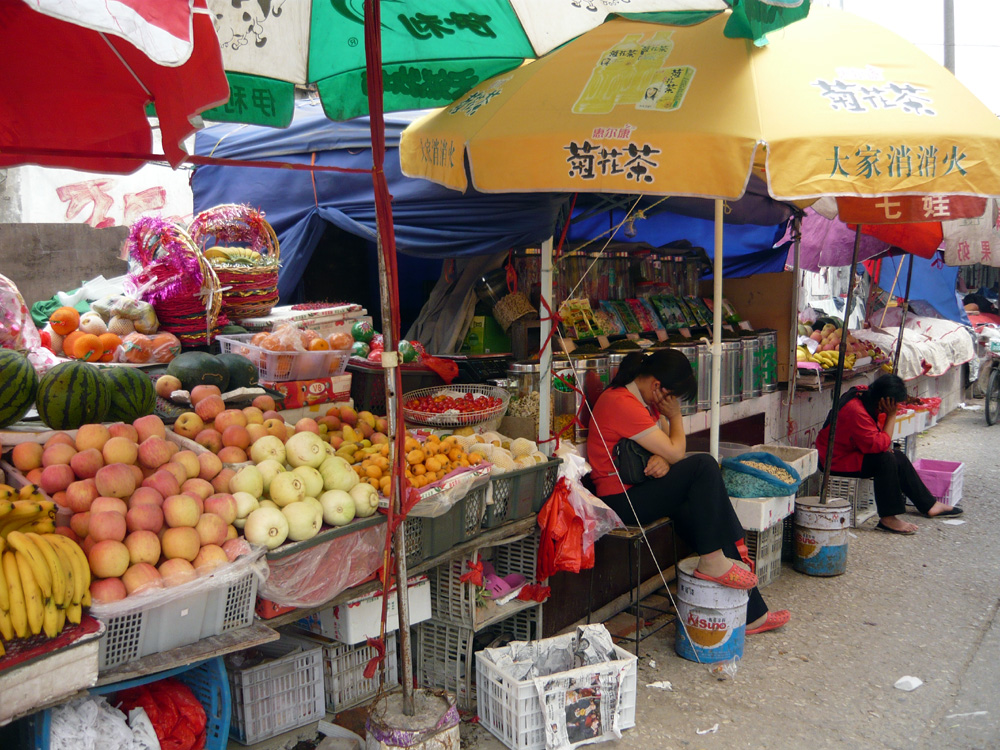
[730, 494, 795, 532]
[750, 444, 818, 479]
[296, 576, 431, 645]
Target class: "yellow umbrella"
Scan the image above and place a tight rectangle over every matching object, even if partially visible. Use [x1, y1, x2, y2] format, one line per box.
[400, 7, 1000, 201]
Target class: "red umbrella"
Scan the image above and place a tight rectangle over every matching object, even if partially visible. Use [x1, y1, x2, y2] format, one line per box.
[0, 0, 229, 173]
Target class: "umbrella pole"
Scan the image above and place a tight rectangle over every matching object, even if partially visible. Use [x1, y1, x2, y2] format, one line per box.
[820, 226, 862, 504]
[540, 237, 554, 449]
[710, 200, 724, 459]
[787, 218, 802, 425]
[893, 258, 915, 372]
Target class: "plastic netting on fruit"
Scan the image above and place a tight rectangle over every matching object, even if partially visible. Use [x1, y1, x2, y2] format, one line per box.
[402, 385, 510, 428]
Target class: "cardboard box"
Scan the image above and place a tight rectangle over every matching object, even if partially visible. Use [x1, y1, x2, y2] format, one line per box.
[461, 314, 511, 354]
[262, 373, 352, 409]
[297, 576, 432, 645]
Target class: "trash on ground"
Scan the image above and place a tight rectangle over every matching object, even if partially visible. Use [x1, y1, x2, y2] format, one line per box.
[958, 402, 982, 411]
[945, 711, 987, 719]
[648, 659, 657, 669]
[894, 675, 923, 691]
[710, 655, 740, 681]
[941, 519, 965, 525]
[696, 723, 720, 735]
[646, 681, 673, 690]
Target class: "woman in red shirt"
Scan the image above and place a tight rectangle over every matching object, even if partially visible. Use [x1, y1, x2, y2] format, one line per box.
[816, 374, 962, 534]
[588, 350, 789, 635]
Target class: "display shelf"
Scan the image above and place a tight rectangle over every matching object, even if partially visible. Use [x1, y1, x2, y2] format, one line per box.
[263, 516, 538, 630]
[681, 390, 781, 434]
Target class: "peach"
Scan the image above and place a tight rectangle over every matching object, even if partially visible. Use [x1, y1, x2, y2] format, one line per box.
[339, 406, 358, 426]
[133, 414, 166, 443]
[375, 417, 389, 434]
[126, 504, 164, 534]
[252, 394, 276, 412]
[173, 411, 205, 440]
[215, 409, 248, 432]
[197, 452, 223, 481]
[321, 412, 342, 430]
[26, 468, 43, 485]
[90, 496, 128, 516]
[122, 562, 162, 595]
[263, 418, 286, 440]
[158, 461, 188, 487]
[89, 511, 127, 543]
[211, 467, 236, 495]
[171, 451, 201, 479]
[295, 418, 320, 435]
[221, 425, 251, 451]
[246, 424, 268, 444]
[193, 544, 229, 572]
[195, 428, 223, 454]
[357, 411, 376, 429]
[190, 384, 222, 406]
[357, 422, 374, 439]
[75, 423, 111, 453]
[88, 539, 130, 578]
[51, 491, 68, 509]
[163, 494, 201, 528]
[124, 530, 161, 565]
[90, 577, 128, 603]
[195, 512, 228, 546]
[95, 463, 136, 499]
[194, 395, 225, 422]
[129, 486, 164, 508]
[155, 375, 182, 398]
[69, 448, 104, 479]
[70, 511, 91, 538]
[137, 436, 173, 470]
[158, 558, 197, 587]
[161, 526, 200, 561]
[40, 464, 75, 494]
[217, 446, 248, 464]
[44, 432, 76, 450]
[181, 477, 214, 500]
[142, 468, 181, 500]
[242, 406, 264, 425]
[204, 493, 237, 525]
[54, 526, 80, 543]
[108, 422, 139, 442]
[102, 436, 138, 466]
[42, 443, 76, 467]
[11, 442, 44, 472]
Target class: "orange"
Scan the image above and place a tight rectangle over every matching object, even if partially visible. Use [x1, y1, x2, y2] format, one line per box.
[49, 307, 80, 336]
[365, 465, 382, 480]
[72, 333, 104, 362]
[327, 355, 343, 375]
[308, 338, 330, 351]
[61, 331, 84, 359]
[251, 332, 268, 346]
[121, 333, 153, 364]
[98, 333, 122, 358]
[151, 332, 181, 362]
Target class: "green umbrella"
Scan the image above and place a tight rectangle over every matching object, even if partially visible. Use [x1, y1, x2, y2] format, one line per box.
[205, 0, 809, 127]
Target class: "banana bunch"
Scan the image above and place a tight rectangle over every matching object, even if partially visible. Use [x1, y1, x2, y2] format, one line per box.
[811, 351, 857, 370]
[796, 345, 816, 363]
[203, 246, 262, 266]
[0, 484, 57, 537]
[0, 530, 91, 654]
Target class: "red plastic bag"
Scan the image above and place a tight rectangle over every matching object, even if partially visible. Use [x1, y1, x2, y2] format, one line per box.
[116, 677, 207, 750]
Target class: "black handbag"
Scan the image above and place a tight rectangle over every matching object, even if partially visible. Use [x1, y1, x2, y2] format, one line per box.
[613, 438, 653, 485]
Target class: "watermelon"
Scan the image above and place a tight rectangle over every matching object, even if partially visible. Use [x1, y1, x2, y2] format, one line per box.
[102, 367, 156, 422]
[0, 350, 39, 428]
[36, 361, 111, 429]
[216, 352, 259, 390]
[166, 351, 230, 391]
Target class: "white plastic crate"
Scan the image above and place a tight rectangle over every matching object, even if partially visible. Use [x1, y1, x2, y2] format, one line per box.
[730, 494, 795, 532]
[238, 305, 368, 336]
[228, 637, 326, 745]
[750, 444, 818, 479]
[216, 333, 350, 382]
[913, 459, 964, 506]
[746, 521, 784, 588]
[476, 641, 638, 750]
[825, 476, 876, 527]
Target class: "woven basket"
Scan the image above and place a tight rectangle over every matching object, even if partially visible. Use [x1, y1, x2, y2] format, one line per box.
[189, 204, 281, 321]
[123, 217, 225, 346]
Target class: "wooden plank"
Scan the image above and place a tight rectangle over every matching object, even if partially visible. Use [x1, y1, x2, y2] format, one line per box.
[95, 622, 278, 686]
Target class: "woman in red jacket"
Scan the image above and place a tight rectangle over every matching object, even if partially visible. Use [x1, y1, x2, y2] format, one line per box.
[816, 374, 962, 534]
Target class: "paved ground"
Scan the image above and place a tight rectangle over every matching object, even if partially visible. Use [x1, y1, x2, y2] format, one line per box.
[464, 400, 1000, 750]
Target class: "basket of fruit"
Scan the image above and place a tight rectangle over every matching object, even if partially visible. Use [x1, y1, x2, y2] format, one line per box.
[216, 325, 350, 382]
[402, 385, 510, 430]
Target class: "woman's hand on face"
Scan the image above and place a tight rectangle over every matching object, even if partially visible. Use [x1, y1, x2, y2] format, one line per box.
[652, 387, 682, 419]
[644, 455, 670, 478]
[878, 397, 898, 416]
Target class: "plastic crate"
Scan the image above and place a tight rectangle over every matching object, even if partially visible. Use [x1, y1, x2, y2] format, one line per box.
[348, 359, 444, 413]
[476, 640, 638, 750]
[429, 533, 538, 630]
[403, 484, 487, 568]
[750, 444, 818, 479]
[826, 475, 876, 527]
[485, 459, 562, 528]
[33, 657, 230, 750]
[745, 521, 784, 588]
[217, 333, 350, 382]
[97, 562, 258, 671]
[227, 637, 326, 745]
[913, 459, 964, 506]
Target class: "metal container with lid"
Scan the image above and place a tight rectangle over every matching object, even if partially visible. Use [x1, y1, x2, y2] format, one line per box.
[552, 354, 610, 442]
[719, 339, 742, 405]
[756, 328, 779, 392]
[664, 340, 698, 415]
[739, 333, 762, 400]
[697, 344, 712, 411]
[474, 268, 509, 309]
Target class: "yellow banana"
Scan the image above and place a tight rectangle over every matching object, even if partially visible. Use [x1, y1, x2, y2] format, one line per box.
[3, 551, 27, 638]
[46, 537, 78, 607]
[19, 519, 56, 535]
[65, 601, 81, 625]
[42, 596, 60, 638]
[48, 535, 88, 604]
[0, 499, 13, 518]
[0, 607, 12, 641]
[0, 543, 7, 612]
[27, 533, 64, 607]
[0, 640, 4, 657]
[81, 587, 91, 608]
[0, 502, 43, 536]
[56, 606, 66, 631]
[6, 531, 52, 600]
[15, 551, 43, 636]
[203, 247, 230, 261]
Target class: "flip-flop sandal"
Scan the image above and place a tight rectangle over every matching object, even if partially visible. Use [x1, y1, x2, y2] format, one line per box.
[875, 521, 916, 535]
[926, 506, 964, 517]
[746, 609, 790, 635]
[692, 562, 758, 590]
[481, 561, 527, 598]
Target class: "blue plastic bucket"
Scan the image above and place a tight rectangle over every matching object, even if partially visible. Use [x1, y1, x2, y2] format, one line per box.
[793, 496, 850, 576]
[675, 557, 749, 663]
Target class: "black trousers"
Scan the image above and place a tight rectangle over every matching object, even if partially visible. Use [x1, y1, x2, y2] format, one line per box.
[600, 454, 767, 622]
[832, 449, 937, 517]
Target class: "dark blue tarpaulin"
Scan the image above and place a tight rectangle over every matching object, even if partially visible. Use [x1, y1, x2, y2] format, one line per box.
[192, 101, 567, 300]
[876, 253, 969, 325]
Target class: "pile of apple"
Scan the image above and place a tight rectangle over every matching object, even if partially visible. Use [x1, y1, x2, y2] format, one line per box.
[806, 324, 869, 356]
[7, 416, 247, 604]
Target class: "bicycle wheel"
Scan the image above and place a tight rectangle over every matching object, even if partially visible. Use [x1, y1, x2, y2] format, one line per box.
[986, 367, 1000, 426]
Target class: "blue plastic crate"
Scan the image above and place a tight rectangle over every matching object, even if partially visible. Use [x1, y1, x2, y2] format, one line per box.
[30, 656, 230, 750]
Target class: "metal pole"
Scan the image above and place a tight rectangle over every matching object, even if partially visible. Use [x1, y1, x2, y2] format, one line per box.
[944, 0, 956, 73]
[710, 200, 724, 459]
[539, 236, 554, 451]
[820, 226, 862, 504]
[893, 257, 915, 372]
[787, 218, 802, 417]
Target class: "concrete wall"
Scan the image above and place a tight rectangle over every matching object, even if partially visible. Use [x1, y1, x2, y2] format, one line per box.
[0, 223, 128, 306]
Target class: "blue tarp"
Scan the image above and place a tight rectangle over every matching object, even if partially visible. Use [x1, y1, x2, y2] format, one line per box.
[876, 253, 969, 326]
[193, 101, 567, 300]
